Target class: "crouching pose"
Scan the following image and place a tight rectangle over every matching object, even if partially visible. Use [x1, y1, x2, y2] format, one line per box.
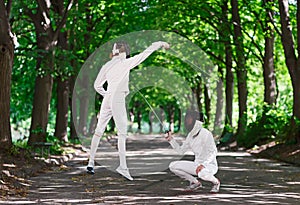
[87, 40, 170, 181]
[165, 110, 220, 193]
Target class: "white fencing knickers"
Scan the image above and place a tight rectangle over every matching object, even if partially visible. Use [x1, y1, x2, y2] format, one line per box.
[169, 160, 219, 184]
[88, 92, 128, 169]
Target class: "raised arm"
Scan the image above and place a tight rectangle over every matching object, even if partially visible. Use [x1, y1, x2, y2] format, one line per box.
[128, 41, 170, 69]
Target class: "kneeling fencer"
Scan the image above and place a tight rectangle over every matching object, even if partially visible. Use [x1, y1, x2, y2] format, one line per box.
[87, 41, 170, 180]
[165, 110, 220, 193]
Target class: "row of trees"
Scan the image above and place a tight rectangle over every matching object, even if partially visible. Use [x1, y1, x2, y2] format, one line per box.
[0, 0, 299, 152]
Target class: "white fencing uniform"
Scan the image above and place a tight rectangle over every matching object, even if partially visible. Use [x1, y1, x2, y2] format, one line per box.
[169, 120, 219, 185]
[88, 41, 168, 170]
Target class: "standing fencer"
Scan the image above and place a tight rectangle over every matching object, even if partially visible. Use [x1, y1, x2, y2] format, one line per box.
[165, 110, 220, 193]
[87, 41, 170, 180]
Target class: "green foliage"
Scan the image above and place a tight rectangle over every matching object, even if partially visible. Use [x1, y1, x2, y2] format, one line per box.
[9, 141, 31, 159]
[46, 135, 64, 155]
[7, 0, 296, 148]
[278, 117, 300, 145]
[14, 139, 30, 150]
[69, 138, 82, 145]
[9, 144, 22, 156]
[219, 123, 235, 144]
[240, 103, 292, 148]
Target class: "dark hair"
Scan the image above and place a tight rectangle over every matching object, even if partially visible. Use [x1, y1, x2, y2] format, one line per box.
[113, 41, 130, 57]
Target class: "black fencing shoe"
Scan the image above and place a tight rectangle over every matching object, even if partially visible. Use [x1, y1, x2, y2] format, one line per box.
[86, 166, 95, 175]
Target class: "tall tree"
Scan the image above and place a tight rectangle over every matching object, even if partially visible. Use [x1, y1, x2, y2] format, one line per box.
[214, 65, 224, 135]
[53, 0, 70, 142]
[263, 0, 277, 105]
[27, 0, 73, 145]
[278, 0, 300, 142]
[231, 0, 248, 140]
[70, 0, 114, 136]
[220, 0, 234, 133]
[0, 0, 13, 150]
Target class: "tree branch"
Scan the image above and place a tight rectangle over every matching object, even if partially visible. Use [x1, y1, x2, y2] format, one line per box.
[91, 13, 108, 31]
[244, 24, 264, 62]
[0, 0, 9, 42]
[37, 0, 51, 18]
[98, 20, 115, 45]
[204, 49, 226, 65]
[297, 0, 300, 59]
[267, 10, 282, 37]
[24, 8, 45, 35]
[53, 0, 74, 41]
[25, 9, 35, 21]
[6, 0, 12, 17]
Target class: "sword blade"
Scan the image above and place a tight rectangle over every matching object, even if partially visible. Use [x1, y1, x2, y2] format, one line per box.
[135, 89, 169, 133]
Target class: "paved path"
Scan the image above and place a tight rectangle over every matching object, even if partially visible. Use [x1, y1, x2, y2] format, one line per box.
[2, 134, 300, 204]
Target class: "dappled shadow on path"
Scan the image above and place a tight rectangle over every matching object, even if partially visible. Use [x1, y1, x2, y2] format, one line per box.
[2, 136, 300, 204]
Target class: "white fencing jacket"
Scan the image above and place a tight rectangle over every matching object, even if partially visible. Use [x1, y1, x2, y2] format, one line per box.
[94, 41, 166, 96]
[169, 120, 218, 168]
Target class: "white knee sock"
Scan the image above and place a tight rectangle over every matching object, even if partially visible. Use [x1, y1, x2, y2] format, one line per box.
[88, 134, 101, 167]
[118, 134, 128, 169]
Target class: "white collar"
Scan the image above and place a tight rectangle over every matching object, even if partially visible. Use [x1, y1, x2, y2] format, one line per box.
[112, 52, 126, 60]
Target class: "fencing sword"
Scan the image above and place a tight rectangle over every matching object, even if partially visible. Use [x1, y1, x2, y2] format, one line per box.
[132, 86, 170, 134]
[168, 48, 212, 79]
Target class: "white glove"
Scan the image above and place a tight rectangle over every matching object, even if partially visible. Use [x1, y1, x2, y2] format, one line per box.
[164, 131, 173, 141]
[160, 41, 170, 50]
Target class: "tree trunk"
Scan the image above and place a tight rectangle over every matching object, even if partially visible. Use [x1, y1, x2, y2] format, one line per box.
[69, 13, 78, 140]
[159, 107, 165, 133]
[165, 105, 172, 132]
[69, 75, 78, 140]
[178, 108, 181, 131]
[0, 0, 13, 151]
[231, 0, 248, 140]
[28, 0, 73, 145]
[78, 74, 90, 136]
[225, 56, 234, 128]
[137, 108, 142, 133]
[109, 119, 115, 133]
[195, 79, 202, 112]
[149, 112, 153, 133]
[88, 114, 97, 135]
[28, 2, 55, 145]
[294, 2, 300, 142]
[263, 0, 277, 105]
[54, 78, 69, 142]
[29, 73, 54, 144]
[75, 3, 94, 136]
[222, 1, 234, 128]
[53, 0, 70, 142]
[68, 1, 78, 141]
[214, 66, 224, 136]
[204, 84, 211, 124]
[128, 109, 134, 133]
[278, 0, 300, 142]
